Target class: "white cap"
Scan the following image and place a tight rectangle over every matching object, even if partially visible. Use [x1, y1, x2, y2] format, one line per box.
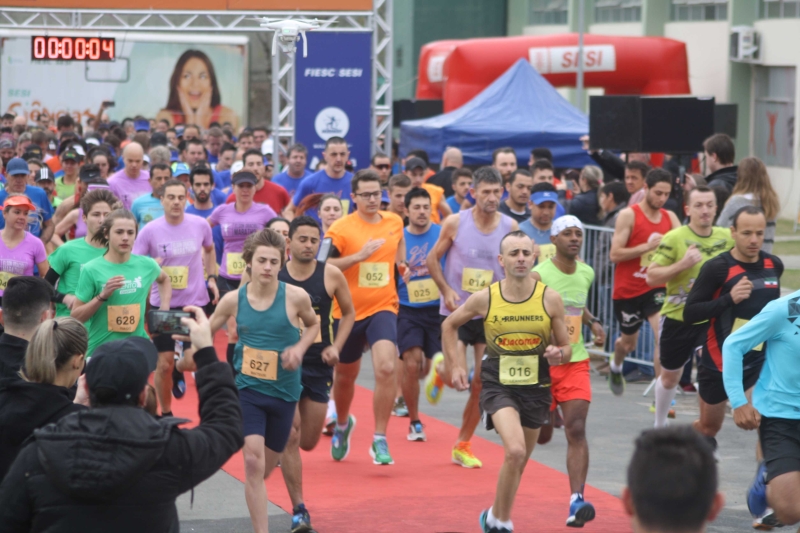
[550, 215, 583, 237]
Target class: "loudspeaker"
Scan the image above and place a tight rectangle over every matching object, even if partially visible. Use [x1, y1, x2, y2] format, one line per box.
[393, 99, 444, 127]
[714, 103, 738, 138]
[590, 96, 716, 153]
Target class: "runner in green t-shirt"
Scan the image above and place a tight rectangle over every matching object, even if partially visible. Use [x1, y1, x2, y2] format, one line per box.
[646, 186, 734, 429]
[71, 209, 171, 358]
[531, 215, 605, 527]
[46, 189, 116, 317]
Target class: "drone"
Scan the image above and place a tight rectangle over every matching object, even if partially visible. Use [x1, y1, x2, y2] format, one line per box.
[251, 17, 330, 57]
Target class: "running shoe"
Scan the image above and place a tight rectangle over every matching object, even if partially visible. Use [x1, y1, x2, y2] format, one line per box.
[322, 414, 336, 436]
[705, 436, 720, 462]
[425, 352, 446, 405]
[752, 508, 783, 530]
[407, 421, 426, 442]
[172, 362, 186, 399]
[392, 397, 409, 417]
[566, 495, 596, 528]
[291, 504, 314, 533]
[452, 441, 483, 468]
[331, 415, 356, 462]
[747, 461, 769, 518]
[369, 438, 394, 465]
[649, 401, 676, 419]
[681, 383, 698, 394]
[608, 369, 625, 396]
[479, 509, 512, 533]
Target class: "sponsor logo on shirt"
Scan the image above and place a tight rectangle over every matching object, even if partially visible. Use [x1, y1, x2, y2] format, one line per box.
[119, 276, 143, 295]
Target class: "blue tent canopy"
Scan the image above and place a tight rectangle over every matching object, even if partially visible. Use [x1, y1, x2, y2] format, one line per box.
[400, 59, 594, 168]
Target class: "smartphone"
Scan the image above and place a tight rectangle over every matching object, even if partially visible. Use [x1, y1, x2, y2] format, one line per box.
[102, 100, 115, 108]
[147, 310, 191, 335]
[317, 237, 332, 261]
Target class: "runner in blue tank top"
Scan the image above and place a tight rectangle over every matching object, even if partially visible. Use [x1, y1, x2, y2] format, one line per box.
[397, 188, 443, 442]
[210, 228, 319, 533]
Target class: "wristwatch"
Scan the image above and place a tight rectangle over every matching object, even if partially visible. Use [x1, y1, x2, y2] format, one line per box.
[589, 317, 602, 326]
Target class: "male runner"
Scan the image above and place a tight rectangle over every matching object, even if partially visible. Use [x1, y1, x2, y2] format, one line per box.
[498, 169, 533, 223]
[210, 228, 319, 533]
[325, 169, 407, 465]
[108, 142, 150, 210]
[278, 216, 355, 533]
[272, 143, 312, 198]
[186, 166, 224, 264]
[446, 168, 473, 214]
[130, 163, 171, 228]
[608, 169, 680, 395]
[532, 215, 605, 527]
[386, 174, 411, 221]
[723, 285, 800, 528]
[443, 230, 571, 533]
[404, 156, 451, 223]
[520, 182, 561, 262]
[133, 179, 217, 416]
[684, 206, 783, 529]
[426, 166, 517, 468]
[287, 137, 354, 222]
[647, 186, 734, 428]
[397, 188, 442, 441]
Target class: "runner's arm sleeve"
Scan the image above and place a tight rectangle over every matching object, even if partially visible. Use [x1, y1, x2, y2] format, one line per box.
[172, 346, 244, 492]
[683, 259, 729, 324]
[44, 268, 67, 303]
[722, 298, 784, 409]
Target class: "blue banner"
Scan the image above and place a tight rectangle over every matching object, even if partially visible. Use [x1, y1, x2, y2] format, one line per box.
[295, 32, 372, 171]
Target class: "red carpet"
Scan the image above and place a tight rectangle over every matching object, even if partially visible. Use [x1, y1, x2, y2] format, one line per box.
[170, 332, 633, 532]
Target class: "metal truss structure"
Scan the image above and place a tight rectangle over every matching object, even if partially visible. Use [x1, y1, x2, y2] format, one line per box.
[0, 1, 393, 157]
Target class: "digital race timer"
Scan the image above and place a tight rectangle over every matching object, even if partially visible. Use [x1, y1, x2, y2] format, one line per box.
[31, 36, 115, 61]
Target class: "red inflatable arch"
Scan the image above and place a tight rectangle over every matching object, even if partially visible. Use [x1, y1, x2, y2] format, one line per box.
[417, 34, 691, 112]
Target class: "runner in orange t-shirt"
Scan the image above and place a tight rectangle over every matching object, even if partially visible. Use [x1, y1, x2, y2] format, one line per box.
[325, 169, 408, 466]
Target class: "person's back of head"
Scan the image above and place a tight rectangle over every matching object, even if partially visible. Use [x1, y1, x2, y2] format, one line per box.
[624, 426, 723, 533]
[703, 134, 735, 168]
[531, 147, 553, 163]
[600, 181, 630, 207]
[443, 147, 463, 168]
[2, 276, 53, 338]
[407, 150, 429, 167]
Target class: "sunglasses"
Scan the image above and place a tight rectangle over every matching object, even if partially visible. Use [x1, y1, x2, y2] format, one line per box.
[375, 164, 390, 170]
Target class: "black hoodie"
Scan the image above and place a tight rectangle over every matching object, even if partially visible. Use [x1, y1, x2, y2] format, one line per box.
[0, 379, 85, 480]
[0, 346, 243, 533]
[705, 165, 738, 193]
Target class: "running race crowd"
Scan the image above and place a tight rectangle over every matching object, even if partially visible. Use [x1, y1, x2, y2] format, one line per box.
[0, 111, 794, 533]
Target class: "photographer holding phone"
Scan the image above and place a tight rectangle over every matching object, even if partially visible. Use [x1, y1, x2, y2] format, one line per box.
[71, 209, 172, 360]
[133, 179, 216, 416]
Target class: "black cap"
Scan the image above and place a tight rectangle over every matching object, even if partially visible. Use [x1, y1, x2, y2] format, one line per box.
[22, 145, 43, 161]
[34, 167, 55, 182]
[61, 148, 80, 161]
[405, 156, 426, 171]
[150, 132, 168, 147]
[232, 171, 257, 185]
[79, 165, 101, 182]
[86, 337, 158, 404]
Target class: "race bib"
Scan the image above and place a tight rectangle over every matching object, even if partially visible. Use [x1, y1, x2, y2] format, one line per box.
[226, 252, 246, 276]
[462, 268, 492, 293]
[499, 355, 539, 386]
[358, 262, 389, 288]
[566, 315, 582, 344]
[108, 304, 140, 333]
[163, 266, 189, 290]
[241, 346, 278, 380]
[732, 318, 763, 351]
[640, 250, 657, 267]
[0, 271, 18, 291]
[408, 278, 439, 303]
[538, 244, 556, 262]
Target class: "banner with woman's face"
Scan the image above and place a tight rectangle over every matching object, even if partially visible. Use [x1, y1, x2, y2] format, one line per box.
[2, 35, 247, 130]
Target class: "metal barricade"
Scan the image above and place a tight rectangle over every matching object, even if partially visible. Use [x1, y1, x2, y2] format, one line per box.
[579, 224, 657, 395]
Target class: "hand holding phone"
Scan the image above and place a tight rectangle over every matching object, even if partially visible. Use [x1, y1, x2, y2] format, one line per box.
[147, 309, 191, 335]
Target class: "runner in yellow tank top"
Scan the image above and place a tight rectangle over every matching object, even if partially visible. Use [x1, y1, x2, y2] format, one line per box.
[442, 230, 571, 533]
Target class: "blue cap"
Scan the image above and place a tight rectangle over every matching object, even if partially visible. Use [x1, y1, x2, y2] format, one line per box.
[531, 191, 558, 205]
[173, 163, 190, 177]
[381, 190, 389, 204]
[5, 157, 29, 176]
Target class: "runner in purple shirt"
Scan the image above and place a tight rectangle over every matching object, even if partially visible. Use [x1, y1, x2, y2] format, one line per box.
[132, 179, 217, 415]
[108, 143, 152, 210]
[0, 195, 49, 298]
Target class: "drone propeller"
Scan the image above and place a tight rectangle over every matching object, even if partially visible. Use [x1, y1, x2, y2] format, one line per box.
[249, 16, 273, 22]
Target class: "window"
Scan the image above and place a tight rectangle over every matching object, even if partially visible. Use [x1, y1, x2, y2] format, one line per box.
[671, 0, 728, 21]
[754, 66, 796, 168]
[595, 0, 642, 23]
[528, 0, 569, 25]
[761, 0, 800, 18]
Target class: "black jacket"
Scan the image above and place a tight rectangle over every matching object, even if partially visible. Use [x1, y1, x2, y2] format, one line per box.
[705, 165, 738, 193]
[569, 189, 602, 226]
[0, 379, 86, 481]
[0, 346, 243, 533]
[427, 166, 455, 197]
[590, 151, 625, 182]
[0, 333, 28, 381]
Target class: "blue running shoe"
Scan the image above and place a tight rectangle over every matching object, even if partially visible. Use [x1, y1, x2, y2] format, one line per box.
[566, 495, 596, 527]
[172, 364, 186, 399]
[291, 504, 314, 533]
[748, 461, 769, 517]
[479, 509, 512, 533]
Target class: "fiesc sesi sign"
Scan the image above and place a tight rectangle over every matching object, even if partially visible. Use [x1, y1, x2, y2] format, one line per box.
[528, 45, 616, 74]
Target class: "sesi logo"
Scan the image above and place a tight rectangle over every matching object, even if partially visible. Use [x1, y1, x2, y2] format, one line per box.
[528, 45, 616, 75]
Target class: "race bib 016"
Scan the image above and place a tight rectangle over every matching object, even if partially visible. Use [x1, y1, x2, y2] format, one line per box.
[499, 355, 539, 386]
